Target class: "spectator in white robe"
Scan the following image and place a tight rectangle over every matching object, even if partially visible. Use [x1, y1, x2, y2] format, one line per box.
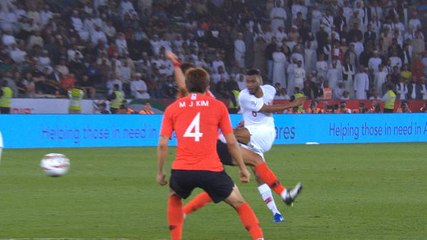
[275, 26, 287, 44]
[389, 52, 402, 71]
[27, 31, 44, 51]
[354, 67, 370, 99]
[293, 60, 305, 90]
[270, 2, 287, 34]
[157, 55, 173, 77]
[368, 50, 382, 73]
[272, 46, 287, 89]
[130, 73, 150, 99]
[316, 53, 329, 81]
[234, 32, 246, 68]
[326, 59, 342, 90]
[396, 78, 408, 101]
[2, 29, 16, 47]
[106, 73, 123, 95]
[353, 41, 364, 59]
[117, 60, 132, 84]
[9, 43, 27, 64]
[35, 50, 51, 71]
[115, 32, 128, 57]
[304, 40, 317, 74]
[411, 31, 425, 57]
[334, 82, 346, 100]
[342, 58, 355, 97]
[91, 25, 107, 45]
[235, 73, 246, 90]
[71, 10, 83, 31]
[150, 34, 162, 56]
[290, 46, 304, 67]
[0, 7, 18, 32]
[374, 64, 388, 96]
[342, 0, 353, 30]
[287, 59, 297, 94]
[407, 9, 420, 30]
[321, 10, 334, 34]
[211, 66, 230, 84]
[291, 0, 307, 20]
[212, 53, 226, 74]
[311, 3, 322, 33]
[103, 20, 117, 39]
[120, 0, 136, 16]
[39, 5, 54, 27]
[353, 1, 366, 31]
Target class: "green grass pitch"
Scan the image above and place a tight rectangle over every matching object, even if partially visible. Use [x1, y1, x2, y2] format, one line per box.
[0, 143, 426, 240]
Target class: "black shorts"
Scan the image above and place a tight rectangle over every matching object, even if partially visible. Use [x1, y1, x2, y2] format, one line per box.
[216, 140, 234, 166]
[169, 170, 234, 203]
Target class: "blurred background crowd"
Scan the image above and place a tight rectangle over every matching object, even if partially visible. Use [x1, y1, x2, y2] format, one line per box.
[0, 0, 426, 107]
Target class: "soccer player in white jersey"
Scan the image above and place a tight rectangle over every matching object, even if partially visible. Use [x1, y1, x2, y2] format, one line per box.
[237, 68, 303, 208]
[166, 51, 303, 222]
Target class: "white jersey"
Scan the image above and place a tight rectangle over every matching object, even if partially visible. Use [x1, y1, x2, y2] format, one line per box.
[239, 85, 276, 128]
[239, 85, 277, 156]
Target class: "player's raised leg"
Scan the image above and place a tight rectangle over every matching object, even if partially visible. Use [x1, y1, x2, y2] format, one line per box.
[236, 127, 303, 206]
[183, 191, 212, 215]
[240, 147, 284, 222]
[256, 177, 284, 222]
[252, 156, 303, 206]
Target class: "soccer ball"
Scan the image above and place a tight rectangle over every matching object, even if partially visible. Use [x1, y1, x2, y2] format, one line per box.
[40, 153, 70, 177]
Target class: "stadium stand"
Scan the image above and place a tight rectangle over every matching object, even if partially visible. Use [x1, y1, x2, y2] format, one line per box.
[0, 0, 426, 112]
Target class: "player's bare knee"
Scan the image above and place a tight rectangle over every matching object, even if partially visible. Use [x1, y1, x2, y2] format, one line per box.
[224, 187, 245, 208]
[225, 195, 245, 209]
[234, 127, 250, 145]
[169, 190, 180, 197]
[241, 148, 263, 167]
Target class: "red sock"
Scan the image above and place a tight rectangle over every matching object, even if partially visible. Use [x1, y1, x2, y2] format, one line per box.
[168, 194, 184, 240]
[254, 162, 285, 195]
[236, 203, 264, 240]
[183, 191, 212, 215]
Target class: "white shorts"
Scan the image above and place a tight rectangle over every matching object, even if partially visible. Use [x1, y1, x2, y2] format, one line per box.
[245, 125, 276, 157]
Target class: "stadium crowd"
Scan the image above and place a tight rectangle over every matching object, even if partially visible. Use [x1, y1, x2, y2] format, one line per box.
[0, 0, 427, 113]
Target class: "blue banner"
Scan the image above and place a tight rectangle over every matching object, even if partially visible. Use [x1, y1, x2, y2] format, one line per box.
[267, 114, 427, 144]
[0, 114, 426, 149]
[0, 115, 164, 148]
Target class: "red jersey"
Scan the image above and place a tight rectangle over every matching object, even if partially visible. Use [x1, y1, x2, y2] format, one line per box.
[161, 93, 233, 171]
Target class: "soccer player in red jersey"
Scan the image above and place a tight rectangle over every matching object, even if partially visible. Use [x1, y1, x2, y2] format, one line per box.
[166, 51, 303, 223]
[157, 67, 264, 240]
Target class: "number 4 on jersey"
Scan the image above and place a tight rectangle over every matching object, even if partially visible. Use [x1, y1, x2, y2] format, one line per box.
[184, 112, 203, 142]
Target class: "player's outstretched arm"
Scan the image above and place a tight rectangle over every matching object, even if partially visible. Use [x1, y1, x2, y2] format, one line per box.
[156, 135, 169, 186]
[224, 133, 250, 183]
[165, 50, 187, 97]
[259, 96, 306, 113]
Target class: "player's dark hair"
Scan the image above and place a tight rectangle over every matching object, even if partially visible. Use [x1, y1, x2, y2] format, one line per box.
[185, 68, 210, 93]
[246, 68, 263, 84]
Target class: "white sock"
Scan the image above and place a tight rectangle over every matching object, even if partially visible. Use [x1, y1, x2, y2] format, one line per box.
[257, 183, 280, 215]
